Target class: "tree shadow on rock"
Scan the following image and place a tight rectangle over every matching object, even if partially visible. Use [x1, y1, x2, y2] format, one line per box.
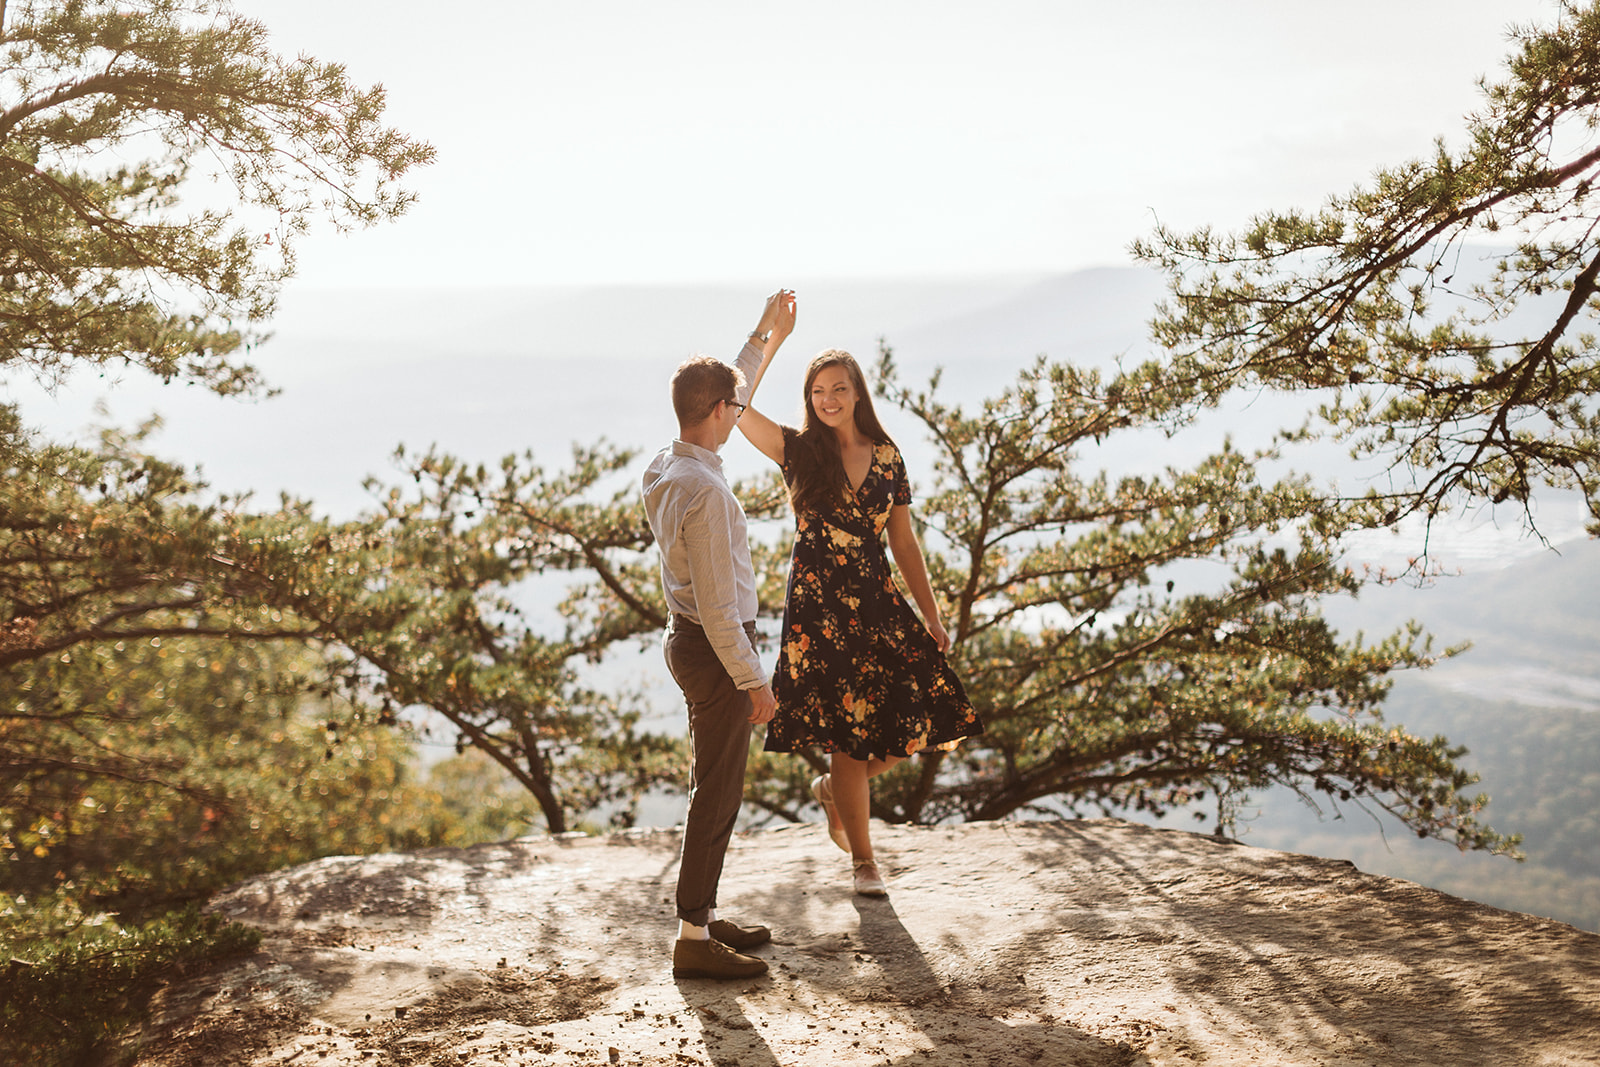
[998, 819, 1600, 1066]
[847, 896, 1150, 1067]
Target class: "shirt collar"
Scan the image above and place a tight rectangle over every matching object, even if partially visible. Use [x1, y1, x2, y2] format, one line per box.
[670, 438, 723, 471]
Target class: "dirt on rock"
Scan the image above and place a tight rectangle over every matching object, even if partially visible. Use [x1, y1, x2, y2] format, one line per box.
[115, 818, 1600, 1066]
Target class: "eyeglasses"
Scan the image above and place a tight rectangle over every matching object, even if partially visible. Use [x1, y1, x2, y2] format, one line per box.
[724, 399, 746, 416]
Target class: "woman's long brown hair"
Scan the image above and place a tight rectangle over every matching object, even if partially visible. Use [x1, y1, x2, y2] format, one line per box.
[788, 349, 897, 517]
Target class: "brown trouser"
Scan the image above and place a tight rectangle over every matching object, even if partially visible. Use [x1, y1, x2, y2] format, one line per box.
[664, 615, 758, 927]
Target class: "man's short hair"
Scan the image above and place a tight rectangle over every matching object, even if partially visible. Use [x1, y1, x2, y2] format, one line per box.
[670, 355, 745, 426]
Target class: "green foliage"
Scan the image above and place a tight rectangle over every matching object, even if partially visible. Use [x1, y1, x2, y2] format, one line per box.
[1, 0, 430, 675]
[0, 4, 462, 1060]
[419, 749, 543, 845]
[310, 343, 1509, 854]
[0, 0, 701, 843]
[1, 0, 433, 396]
[0, 903, 259, 1067]
[0, 632, 459, 914]
[208, 327, 1512, 853]
[1134, 0, 1600, 539]
[0, 0, 446, 937]
[220, 443, 752, 834]
[0, 607, 492, 1066]
[0, 411, 466, 912]
[825, 349, 1515, 854]
[0, 407, 319, 676]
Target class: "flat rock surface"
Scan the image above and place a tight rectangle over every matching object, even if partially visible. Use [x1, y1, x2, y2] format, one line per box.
[122, 818, 1600, 1066]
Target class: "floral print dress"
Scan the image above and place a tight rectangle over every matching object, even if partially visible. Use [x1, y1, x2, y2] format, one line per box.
[763, 429, 983, 760]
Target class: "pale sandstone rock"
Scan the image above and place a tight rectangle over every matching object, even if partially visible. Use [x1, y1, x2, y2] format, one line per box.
[120, 819, 1600, 1067]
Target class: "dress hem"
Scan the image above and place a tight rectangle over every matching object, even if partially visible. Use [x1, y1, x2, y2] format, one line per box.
[762, 728, 982, 761]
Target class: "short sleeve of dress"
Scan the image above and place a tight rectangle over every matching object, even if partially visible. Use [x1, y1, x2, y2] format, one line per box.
[779, 425, 801, 487]
[888, 443, 911, 507]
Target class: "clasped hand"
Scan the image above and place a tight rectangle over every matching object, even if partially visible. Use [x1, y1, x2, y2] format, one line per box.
[756, 289, 797, 341]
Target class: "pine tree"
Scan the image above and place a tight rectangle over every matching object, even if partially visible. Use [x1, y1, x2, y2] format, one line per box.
[1134, 1, 1600, 542]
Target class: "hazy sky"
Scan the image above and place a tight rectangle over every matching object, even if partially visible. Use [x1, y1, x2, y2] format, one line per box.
[239, 0, 1558, 290]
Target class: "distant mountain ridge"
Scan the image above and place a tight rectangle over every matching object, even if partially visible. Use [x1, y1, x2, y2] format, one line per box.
[1322, 534, 1600, 707]
[17, 268, 1160, 516]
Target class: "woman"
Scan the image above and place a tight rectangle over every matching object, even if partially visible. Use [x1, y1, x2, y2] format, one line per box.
[736, 291, 983, 897]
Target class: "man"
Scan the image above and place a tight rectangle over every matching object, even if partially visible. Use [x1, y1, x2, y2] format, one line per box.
[642, 290, 795, 980]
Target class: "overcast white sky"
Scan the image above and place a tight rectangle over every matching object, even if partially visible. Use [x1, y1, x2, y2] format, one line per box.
[239, 0, 1558, 291]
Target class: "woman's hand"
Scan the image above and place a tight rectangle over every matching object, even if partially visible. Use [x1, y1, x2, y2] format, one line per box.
[773, 289, 797, 342]
[925, 616, 951, 653]
[754, 289, 796, 341]
[755, 288, 792, 337]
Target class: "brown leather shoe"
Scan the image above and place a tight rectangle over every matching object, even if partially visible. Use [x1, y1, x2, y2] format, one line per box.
[672, 937, 769, 979]
[706, 919, 771, 951]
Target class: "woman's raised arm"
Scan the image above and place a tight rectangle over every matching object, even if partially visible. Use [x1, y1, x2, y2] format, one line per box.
[734, 289, 796, 466]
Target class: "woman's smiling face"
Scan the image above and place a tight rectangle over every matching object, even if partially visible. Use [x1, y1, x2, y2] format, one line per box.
[809, 365, 857, 430]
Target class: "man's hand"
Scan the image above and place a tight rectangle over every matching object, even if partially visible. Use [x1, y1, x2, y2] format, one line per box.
[747, 683, 776, 724]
